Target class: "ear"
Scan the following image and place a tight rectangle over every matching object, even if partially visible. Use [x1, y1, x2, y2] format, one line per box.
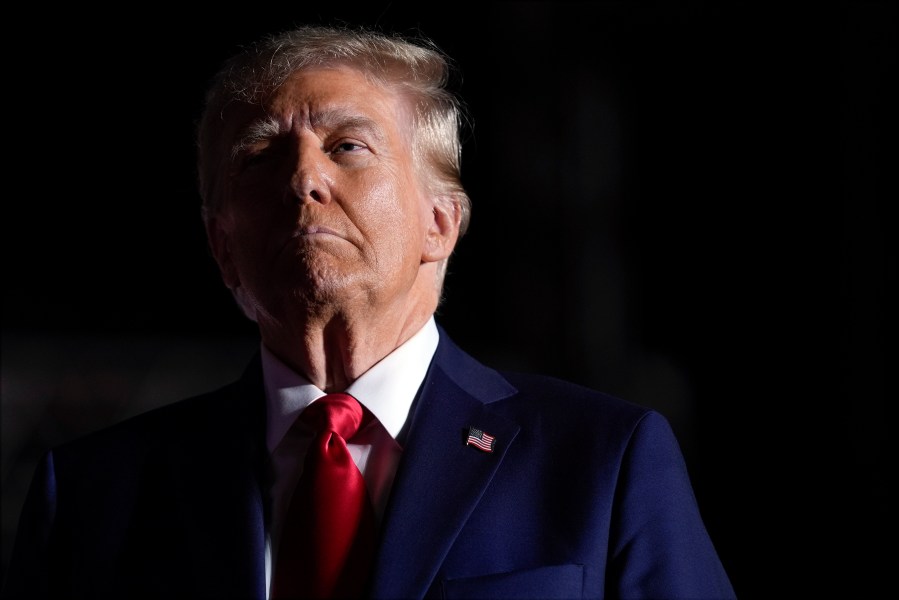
[422, 195, 462, 264]
[204, 216, 240, 289]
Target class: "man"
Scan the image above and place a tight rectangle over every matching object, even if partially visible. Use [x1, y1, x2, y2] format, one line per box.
[2, 25, 736, 599]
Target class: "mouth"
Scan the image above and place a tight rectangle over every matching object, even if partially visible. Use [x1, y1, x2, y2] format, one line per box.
[293, 225, 341, 238]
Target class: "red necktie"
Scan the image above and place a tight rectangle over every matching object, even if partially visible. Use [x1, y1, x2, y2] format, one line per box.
[271, 393, 376, 599]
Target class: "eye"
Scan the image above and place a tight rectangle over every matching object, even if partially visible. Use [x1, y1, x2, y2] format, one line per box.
[240, 149, 273, 168]
[329, 140, 367, 155]
[237, 138, 289, 171]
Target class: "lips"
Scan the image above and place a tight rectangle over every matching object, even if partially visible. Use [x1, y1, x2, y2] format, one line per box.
[293, 225, 341, 237]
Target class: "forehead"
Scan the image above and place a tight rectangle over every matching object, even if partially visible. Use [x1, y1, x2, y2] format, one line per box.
[273, 66, 392, 108]
[228, 65, 410, 139]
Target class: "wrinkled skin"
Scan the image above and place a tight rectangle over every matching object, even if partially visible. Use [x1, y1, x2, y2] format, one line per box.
[206, 66, 461, 391]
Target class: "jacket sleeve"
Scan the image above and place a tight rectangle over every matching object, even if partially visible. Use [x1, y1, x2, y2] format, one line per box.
[1, 451, 57, 599]
[609, 411, 736, 599]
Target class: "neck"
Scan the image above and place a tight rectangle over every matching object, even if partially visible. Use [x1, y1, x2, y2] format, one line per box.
[258, 297, 436, 393]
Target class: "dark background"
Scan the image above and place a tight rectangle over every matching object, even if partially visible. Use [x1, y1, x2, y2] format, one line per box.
[1, 2, 893, 597]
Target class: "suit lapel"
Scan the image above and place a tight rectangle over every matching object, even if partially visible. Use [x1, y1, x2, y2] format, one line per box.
[159, 337, 516, 599]
[370, 334, 519, 599]
[168, 355, 269, 600]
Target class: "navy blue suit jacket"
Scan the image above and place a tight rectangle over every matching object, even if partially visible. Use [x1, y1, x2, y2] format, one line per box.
[2, 329, 735, 599]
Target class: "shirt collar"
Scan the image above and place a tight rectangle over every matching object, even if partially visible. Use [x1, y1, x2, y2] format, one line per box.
[262, 317, 439, 452]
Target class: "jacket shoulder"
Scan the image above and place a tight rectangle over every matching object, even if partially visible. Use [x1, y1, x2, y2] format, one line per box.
[51, 353, 263, 472]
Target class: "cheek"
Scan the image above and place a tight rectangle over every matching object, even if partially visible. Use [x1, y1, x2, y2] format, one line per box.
[222, 178, 293, 242]
[217, 206, 278, 270]
[362, 177, 401, 219]
[357, 175, 427, 248]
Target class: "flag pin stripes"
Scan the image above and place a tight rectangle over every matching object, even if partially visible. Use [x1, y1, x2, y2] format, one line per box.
[466, 427, 496, 453]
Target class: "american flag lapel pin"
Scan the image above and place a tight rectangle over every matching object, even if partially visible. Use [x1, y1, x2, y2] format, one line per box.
[466, 426, 496, 453]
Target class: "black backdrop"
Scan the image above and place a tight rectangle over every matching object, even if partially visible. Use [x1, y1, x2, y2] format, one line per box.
[2, 3, 893, 597]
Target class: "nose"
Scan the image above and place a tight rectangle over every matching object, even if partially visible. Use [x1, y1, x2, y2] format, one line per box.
[287, 141, 331, 205]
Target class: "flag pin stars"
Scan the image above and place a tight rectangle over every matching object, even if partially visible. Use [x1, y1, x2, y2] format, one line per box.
[465, 427, 496, 453]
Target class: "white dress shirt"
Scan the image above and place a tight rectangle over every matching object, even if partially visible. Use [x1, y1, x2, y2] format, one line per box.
[261, 317, 439, 598]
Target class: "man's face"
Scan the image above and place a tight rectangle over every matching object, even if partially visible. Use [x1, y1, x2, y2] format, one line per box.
[208, 66, 446, 323]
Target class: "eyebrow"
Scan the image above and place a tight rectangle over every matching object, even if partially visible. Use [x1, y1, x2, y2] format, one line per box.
[230, 109, 389, 160]
[311, 110, 387, 144]
[230, 116, 282, 160]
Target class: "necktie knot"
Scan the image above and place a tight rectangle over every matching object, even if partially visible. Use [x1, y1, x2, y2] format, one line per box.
[301, 393, 364, 441]
[273, 391, 376, 599]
